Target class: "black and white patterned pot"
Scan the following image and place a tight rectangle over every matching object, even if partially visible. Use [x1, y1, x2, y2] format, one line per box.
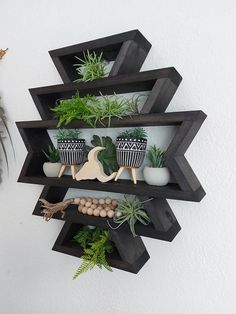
[57, 139, 85, 165]
[116, 137, 147, 168]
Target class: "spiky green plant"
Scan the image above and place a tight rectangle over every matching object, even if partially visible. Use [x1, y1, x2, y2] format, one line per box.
[51, 93, 99, 127]
[113, 195, 150, 237]
[74, 50, 107, 82]
[90, 135, 118, 175]
[91, 93, 131, 127]
[42, 145, 60, 162]
[118, 127, 147, 139]
[73, 226, 113, 279]
[55, 129, 82, 141]
[0, 99, 15, 179]
[147, 145, 166, 168]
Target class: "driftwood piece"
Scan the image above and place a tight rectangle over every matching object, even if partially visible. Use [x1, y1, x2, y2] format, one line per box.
[39, 198, 75, 221]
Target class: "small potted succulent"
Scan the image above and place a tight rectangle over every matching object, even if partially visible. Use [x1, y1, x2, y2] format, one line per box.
[55, 129, 85, 165]
[42, 145, 61, 177]
[143, 145, 170, 186]
[115, 127, 147, 168]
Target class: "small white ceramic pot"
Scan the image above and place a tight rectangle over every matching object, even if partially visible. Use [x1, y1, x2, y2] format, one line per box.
[143, 166, 170, 186]
[43, 162, 61, 177]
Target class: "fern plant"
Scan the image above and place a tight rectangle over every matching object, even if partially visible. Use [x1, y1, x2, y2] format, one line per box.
[73, 50, 107, 82]
[113, 195, 150, 237]
[73, 226, 113, 279]
[90, 135, 118, 175]
[42, 145, 60, 162]
[118, 127, 147, 139]
[51, 93, 99, 127]
[147, 145, 166, 168]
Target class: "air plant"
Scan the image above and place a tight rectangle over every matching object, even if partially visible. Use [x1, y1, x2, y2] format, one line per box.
[111, 195, 150, 237]
[0, 98, 15, 179]
[118, 127, 147, 139]
[73, 50, 108, 82]
[55, 128, 82, 141]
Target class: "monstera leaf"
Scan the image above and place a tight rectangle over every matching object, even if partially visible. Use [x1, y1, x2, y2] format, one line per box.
[91, 135, 118, 175]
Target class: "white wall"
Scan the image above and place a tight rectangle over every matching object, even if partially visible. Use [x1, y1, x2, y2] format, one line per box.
[0, 1, 235, 313]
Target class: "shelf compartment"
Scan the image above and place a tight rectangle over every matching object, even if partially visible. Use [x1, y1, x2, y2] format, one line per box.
[33, 186, 181, 241]
[52, 221, 150, 274]
[49, 29, 152, 84]
[29, 68, 182, 120]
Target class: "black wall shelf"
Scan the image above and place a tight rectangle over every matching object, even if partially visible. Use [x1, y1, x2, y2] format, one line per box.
[17, 30, 206, 275]
[49, 29, 152, 84]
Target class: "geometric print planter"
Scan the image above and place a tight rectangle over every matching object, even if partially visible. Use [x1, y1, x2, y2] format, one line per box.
[116, 137, 147, 168]
[58, 139, 85, 165]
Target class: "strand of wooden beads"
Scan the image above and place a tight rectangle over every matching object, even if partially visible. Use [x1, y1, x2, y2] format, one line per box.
[75, 197, 119, 218]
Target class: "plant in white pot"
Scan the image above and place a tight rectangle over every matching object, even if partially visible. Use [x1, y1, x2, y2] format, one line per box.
[42, 145, 61, 177]
[143, 145, 170, 186]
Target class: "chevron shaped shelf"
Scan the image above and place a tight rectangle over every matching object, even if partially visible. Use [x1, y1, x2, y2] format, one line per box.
[53, 221, 150, 274]
[49, 29, 151, 83]
[17, 29, 207, 275]
[29, 68, 182, 120]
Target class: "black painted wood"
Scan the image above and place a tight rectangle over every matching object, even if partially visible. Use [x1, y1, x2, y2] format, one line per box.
[52, 221, 150, 274]
[33, 186, 181, 241]
[29, 68, 182, 120]
[17, 110, 206, 200]
[49, 30, 151, 83]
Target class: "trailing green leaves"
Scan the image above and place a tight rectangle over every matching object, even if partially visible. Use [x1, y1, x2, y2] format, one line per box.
[73, 226, 113, 279]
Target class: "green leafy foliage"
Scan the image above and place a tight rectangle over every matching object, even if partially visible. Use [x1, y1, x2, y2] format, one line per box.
[73, 50, 107, 82]
[114, 195, 150, 237]
[51, 93, 99, 127]
[51, 92, 136, 128]
[42, 145, 60, 163]
[147, 145, 166, 168]
[73, 226, 113, 279]
[118, 127, 147, 139]
[90, 135, 118, 175]
[55, 129, 82, 140]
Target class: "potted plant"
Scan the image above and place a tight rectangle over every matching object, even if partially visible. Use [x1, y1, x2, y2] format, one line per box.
[42, 145, 61, 177]
[109, 195, 150, 237]
[73, 50, 108, 82]
[55, 129, 85, 166]
[143, 145, 170, 186]
[114, 128, 147, 184]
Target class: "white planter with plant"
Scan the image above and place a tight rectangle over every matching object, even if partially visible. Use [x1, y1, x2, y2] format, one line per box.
[42, 145, 61, 177]
[143, 145, 170, 186]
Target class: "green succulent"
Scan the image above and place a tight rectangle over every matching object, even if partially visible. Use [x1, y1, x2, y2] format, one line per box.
[147, 145, 166, 168]
[42, 145, 60, 163]
[90, 135, 118, 175]
[113, 195, 150, 237]
[73, 50, 107, 82]
[73, 226, 113, 279]
[55, 129, 82, 140]
[118, 127, 147, 139]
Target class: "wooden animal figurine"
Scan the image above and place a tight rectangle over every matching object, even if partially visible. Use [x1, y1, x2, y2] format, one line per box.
[75, 146, 117, 182]
[0, 48, 8, 59]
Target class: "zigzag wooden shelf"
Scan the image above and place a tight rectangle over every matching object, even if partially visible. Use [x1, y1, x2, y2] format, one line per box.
[49, 29, 151, 83]
[32, 186, 181, 242]
[17, 29, 206, 275]
[53, 221, 150, 274]
[29, 68, 182, 120]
